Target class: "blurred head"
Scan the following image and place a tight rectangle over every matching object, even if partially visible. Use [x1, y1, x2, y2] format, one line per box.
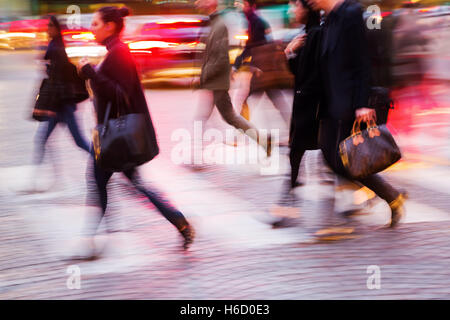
[290, 0, 320, 31]
[47, 15, 62, 40]
[289, 0, 308, 25]
[243, 0, 256, 15]
[307, 0, 333, 12]
[91, 6, 130, 44]
[195, 0, 218, 15]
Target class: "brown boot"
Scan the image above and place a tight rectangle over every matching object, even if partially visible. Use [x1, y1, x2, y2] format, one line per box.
[180, 224, 195, 251]
[389, 192, 408, 228]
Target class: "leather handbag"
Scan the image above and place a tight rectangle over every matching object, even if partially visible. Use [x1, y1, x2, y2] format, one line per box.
[32, 78, 59, 121]
[249, 42, 294, 92]
[339, 119, 401, 179]
[92, 87, 158, 172]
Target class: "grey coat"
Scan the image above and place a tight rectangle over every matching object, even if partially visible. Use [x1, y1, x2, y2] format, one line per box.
[200, 12, 231, 91]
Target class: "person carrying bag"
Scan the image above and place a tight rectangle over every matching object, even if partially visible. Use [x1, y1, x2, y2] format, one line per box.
[312, 0, 407, 228]
[75, 6, 194, 259]
[30, 15, 90, 194]
[92, 85, 157, 172]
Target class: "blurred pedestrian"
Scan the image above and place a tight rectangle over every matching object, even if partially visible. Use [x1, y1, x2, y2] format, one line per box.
[232, 0, 292, 142]
[76, 6, 195, 258]
[308, 0, 407, 227]
[30, 15, 90, 190]
[270, 0, 322, 228]
[285, 0, 321, 189]
[192, 0, 272, 161]
[392, 2, 436, 108]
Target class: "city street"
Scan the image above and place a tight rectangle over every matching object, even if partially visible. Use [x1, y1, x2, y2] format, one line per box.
[0, 51, 449, 299]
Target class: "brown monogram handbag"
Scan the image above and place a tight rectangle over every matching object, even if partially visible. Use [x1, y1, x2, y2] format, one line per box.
[339, 119, 401, 179]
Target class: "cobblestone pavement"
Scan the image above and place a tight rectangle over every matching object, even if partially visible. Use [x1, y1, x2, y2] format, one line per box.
[0, 52, 449, 300]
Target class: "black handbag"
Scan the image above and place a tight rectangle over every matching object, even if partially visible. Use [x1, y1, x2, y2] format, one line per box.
[339, 119, 401, 180]
[92, 88, 159, 172]
[32, 78, 59, 121]
[67, 62, 89, 104]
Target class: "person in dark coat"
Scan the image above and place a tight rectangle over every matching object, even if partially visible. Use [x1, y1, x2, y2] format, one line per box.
[78, 6, 194, 256]
[33, 15, 90, 167]
[308, 0, 407, 227]
[285, 0, 321, 189]
[269, 0, 321, 228]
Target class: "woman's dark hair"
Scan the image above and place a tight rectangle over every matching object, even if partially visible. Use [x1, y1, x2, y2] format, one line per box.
[97, 6, 130, 34]
[47, 15, 63, 36]
[299, 0, 320, 32]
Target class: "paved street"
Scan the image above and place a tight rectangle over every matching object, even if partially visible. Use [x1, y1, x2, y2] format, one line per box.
[0, 51, 449, 300]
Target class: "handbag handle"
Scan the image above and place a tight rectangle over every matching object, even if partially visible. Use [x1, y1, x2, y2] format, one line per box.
[115, 85, 132, 117]
[101, 103, 112, 137]
[100, 84, 131, 136]
[351, 114, 378, 136]
[351, 118, 380, 143]
[367, 118, 377, 128]
[351, 119, 362, 136]
[101, 83, 131, 124]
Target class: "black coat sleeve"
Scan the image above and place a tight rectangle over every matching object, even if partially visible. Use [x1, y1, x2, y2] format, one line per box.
[81, 46, 135, 104]
[288, 48, 302, 75]
[344, 6, 372, 110]
[45, 41, 71, 82]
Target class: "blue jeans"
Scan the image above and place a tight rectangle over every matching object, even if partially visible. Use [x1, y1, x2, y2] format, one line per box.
[86, 157, 189, 236]
[34, 103, 90, 164]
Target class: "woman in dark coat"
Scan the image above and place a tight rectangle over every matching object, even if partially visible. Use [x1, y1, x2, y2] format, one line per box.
[78, 7, 194, 256]
[285, 0, 321, 189]
[270, 0, 321, 228]
[33, 15, 90, 167]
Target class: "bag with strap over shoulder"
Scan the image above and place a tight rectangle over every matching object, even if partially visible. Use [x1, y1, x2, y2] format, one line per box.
[92, 86, 158, 172]
[249, 42, 294, 92]
[32, 78, 59, 121]
[66, 62, 90, 104]
[339, 119, 401, 180]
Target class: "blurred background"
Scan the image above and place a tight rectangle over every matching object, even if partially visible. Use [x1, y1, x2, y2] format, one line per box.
[0, 0, 449, 300]
[1, 0, 449, 85]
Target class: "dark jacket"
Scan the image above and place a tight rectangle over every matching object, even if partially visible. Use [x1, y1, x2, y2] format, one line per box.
[45, 37, 71, 82]
[81, 35, 159, 159]
[44, 37, 74, 108]
[233, 10, 270, 70]
[33, 37, 75, 121]
[288, 26, 322, 150]
[200, 12, 231, 91]
[319, 0, 372, 122]
[318, 0, 372, 174]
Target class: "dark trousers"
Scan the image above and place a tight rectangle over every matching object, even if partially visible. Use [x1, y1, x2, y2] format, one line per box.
[195, 90, 261, 144]
[34, 103, 90, 164]
[213, 90, 258, 136]
[86, 157, 189, 235]
[319, 119, 399, 204]
[289, 146, 306, 187]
